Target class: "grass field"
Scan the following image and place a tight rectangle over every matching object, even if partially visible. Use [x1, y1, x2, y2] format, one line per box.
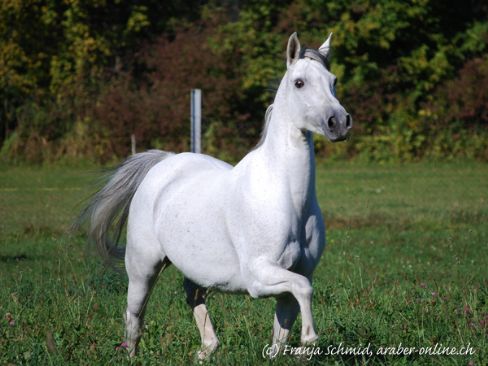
[0, 161, 487, 365]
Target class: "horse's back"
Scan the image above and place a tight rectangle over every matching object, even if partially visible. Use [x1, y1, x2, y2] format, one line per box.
[131, 152, 233, 226]
[133, 152, 233, 209]
[146, 152, 232, 184]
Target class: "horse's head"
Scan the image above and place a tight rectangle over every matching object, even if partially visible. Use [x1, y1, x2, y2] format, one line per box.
[283, 32, 352, 142]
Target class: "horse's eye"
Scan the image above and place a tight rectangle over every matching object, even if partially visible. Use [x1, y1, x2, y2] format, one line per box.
[295, 79, 304, 88]
[333, 78, 338, 87]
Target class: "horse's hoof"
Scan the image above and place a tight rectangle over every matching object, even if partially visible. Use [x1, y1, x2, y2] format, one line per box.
[197, 349, 210, 361]
[301, 333, 319, 345]
[128, 346, 137, 358]
[196, 341, 219, 362]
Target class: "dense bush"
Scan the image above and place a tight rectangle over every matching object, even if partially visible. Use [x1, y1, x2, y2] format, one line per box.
[427, 57, 488, 127]
[1, 0, 487, 163]
[89, 14, 248, 160]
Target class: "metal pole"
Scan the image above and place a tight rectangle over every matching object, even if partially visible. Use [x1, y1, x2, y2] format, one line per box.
[190, 89, 202, 153]
[131, 133, 136, 155]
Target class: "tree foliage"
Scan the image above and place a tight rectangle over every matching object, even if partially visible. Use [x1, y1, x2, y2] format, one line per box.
[1, 0, 487, 163]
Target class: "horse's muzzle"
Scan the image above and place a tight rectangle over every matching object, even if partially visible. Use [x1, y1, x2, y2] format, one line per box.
[322, 113, 352, 142]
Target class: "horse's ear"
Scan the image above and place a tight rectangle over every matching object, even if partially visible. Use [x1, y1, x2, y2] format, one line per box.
[318, 32, 333, 59]
[287, 32, 301, 67]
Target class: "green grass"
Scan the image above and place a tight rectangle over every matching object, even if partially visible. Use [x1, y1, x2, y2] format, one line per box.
[0, 161, 487, 365]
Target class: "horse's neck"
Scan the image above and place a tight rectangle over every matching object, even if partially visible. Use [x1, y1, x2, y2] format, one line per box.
[256, 97, 316, 212]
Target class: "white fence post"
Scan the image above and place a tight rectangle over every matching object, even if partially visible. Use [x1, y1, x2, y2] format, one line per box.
[190, 89, 202, 153]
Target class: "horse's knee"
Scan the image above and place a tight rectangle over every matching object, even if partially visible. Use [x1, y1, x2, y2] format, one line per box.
[292, 278, 313, 300]
[246, 280, 266, 298]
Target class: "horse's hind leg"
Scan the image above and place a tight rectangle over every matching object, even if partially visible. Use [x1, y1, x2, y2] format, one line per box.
[183, 278, 219, 360]
[125, 248, 169, 357]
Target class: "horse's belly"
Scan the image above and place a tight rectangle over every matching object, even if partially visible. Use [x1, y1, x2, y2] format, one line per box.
[162, 233, 244, 292]
[154, 174, 245, 292]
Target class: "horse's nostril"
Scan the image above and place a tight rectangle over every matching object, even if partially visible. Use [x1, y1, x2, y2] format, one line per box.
[327, 116, 336, 130]
[345, 115, 352, 129]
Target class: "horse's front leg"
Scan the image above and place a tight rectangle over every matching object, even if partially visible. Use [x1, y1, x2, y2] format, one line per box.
[183, 278, 219, 360]
[247, 259, 319, 347]
[271, 293, 299, 354]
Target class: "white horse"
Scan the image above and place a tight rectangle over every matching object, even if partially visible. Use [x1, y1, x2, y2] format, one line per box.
[84, 32, 351, 359]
